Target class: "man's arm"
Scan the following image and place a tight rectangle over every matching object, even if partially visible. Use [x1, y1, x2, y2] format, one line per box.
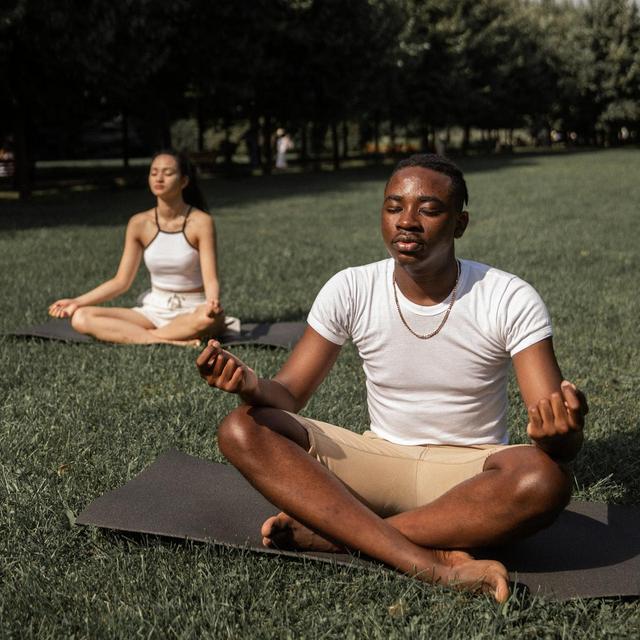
[512, 338, 588, 462]
[196, 326, 342, 412]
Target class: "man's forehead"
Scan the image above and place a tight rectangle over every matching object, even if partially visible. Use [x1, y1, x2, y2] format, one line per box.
[384, 167, 453, 197]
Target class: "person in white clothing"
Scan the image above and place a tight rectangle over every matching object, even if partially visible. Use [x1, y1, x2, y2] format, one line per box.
[196, 154, 588, 601]
[48, 150, 226, 345]
[275, 128, 293, 169]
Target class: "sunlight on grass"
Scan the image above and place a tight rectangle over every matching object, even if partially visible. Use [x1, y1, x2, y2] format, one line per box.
[1, 150, 639, 638]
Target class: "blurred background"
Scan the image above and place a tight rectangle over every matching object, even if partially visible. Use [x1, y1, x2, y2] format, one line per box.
[2, 0, 639, 199]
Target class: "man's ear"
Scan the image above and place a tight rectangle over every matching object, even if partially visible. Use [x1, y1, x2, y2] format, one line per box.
[454, 211, 469, 238]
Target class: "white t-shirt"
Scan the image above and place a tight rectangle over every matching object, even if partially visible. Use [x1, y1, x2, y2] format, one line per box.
[307, 258, 552, 446]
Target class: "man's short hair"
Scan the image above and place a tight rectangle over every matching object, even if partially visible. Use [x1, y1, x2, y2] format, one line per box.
[390, 154, 469, 212]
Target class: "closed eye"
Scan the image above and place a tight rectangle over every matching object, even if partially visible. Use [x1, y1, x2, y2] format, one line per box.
[419, 208, 443, 216]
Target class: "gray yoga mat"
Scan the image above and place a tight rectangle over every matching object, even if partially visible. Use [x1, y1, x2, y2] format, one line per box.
[8, 318, 306, 349]
[76, 449, 640, 601]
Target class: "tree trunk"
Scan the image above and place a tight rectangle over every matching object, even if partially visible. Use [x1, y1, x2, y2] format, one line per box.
[250, 110, 261, 167]
[261, 114, 272, 175]
[420, 122, 430, 152]
[342, 120, 349, 159]
[300, 122, 308, 167]
[389, 119, 396, 154]
[223, 118, 233, 167]
[331, 121, 340, 171]
[121, 110, 130, 170]
[312, 121, 324, 171]
[373, 112, 380, 155]
[13, 105, 32, 200]
[462, 124, 470, 155]
[197, 97, 205, 152]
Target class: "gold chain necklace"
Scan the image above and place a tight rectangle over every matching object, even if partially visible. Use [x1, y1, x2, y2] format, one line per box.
[392, 260, 461, 340]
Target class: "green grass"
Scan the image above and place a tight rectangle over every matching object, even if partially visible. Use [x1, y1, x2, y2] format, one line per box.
[1, 149, 639, 638]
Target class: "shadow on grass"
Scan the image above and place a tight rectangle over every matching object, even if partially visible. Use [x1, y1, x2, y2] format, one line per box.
[0, 152, 563, 232]
[577, 429, 640, 504]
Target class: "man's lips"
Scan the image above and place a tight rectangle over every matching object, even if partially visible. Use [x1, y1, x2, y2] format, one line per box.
[392, 235, 423, 252]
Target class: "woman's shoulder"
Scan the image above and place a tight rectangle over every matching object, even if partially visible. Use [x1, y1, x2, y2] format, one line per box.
[128, 209, 155, 228]
[186, 209, 215, 231]
[125, 210, 156, 241]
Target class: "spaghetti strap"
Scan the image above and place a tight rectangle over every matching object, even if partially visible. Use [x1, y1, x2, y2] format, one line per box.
[182, 205, 193, 231]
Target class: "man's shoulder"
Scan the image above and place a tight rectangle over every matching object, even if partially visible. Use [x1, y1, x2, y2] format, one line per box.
[329, 258, 391, 288]
[462, 259, 526, 291]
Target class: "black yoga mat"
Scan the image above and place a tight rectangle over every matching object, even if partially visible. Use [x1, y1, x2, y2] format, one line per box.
[7, 319, 306, 349]
[76, 449, 640, 601]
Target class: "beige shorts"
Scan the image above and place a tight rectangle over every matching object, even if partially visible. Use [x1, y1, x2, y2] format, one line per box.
[294, 414, 530, 517]
[132, 288, 206, 328]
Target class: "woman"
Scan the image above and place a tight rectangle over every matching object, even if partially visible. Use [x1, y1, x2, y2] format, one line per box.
[49, 150, 226, 346]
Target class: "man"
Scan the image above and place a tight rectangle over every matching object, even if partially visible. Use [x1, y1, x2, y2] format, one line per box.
[196, 154, 587, 602]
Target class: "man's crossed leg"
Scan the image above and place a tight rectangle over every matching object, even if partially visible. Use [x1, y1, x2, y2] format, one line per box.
[217, 405, 571, 603]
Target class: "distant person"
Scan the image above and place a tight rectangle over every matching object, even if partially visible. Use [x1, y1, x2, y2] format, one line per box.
[48, 150, 226, 346]
[275, 128, 293, 169]
[197, 154, 588, 601]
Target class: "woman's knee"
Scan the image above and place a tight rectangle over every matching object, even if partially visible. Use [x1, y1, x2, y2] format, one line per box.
[71, 307, 93, 333]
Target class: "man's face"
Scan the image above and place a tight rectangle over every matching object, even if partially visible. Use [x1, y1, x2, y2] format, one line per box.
[381, 167, 468, 272]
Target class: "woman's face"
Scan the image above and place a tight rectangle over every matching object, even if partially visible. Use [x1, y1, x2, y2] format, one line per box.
[148, 154, 188, 199]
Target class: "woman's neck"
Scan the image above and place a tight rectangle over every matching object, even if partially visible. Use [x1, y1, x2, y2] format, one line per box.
[156, 196, 187, 220]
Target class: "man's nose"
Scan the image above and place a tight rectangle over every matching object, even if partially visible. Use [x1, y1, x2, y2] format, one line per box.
[396, 206, 421, 228]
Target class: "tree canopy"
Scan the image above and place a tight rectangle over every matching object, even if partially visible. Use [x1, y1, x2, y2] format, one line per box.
[2, 0, 639, 195]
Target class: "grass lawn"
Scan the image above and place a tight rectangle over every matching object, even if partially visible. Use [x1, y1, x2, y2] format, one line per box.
[1, 149, 639, 638]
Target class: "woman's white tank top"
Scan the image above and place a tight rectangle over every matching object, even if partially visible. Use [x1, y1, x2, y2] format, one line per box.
[143, 207, 204, 291]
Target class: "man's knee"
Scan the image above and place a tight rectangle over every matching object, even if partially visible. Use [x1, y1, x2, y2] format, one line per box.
[217, 406, 259, 459]
[217, 406, 310, 461]
[490, 446, 571, 520]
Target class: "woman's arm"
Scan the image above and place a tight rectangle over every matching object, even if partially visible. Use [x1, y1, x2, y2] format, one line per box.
[191, 213, 221, 308]
[49, 216, 145, 317]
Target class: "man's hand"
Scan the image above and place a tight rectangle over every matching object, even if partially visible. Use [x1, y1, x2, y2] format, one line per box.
[48, 299, 79, 318]
[527, 381, 588, 459]
[196, 339, 258, 395]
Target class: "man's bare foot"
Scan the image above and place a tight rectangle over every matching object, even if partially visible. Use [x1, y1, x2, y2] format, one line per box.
[424, 549, 510, 603]
[261, 513, 509, 602]
[261, 512, 343, 552]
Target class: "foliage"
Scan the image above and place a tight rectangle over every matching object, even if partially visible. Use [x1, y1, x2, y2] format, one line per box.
[2, 0, 640, 196]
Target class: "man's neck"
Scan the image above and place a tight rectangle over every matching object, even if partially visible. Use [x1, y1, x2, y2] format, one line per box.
[393, 257, 459, 307]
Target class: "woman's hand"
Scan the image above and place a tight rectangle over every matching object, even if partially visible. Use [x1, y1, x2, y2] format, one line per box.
[196, 339, 258, 395]
[207, 298, 224, 316]
[48, 299, 80, 318]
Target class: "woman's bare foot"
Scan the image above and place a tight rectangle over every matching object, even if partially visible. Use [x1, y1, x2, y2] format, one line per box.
[261, 512, 343, 552]
[162, 337, 201, 348]
[148, 330, 201, 347]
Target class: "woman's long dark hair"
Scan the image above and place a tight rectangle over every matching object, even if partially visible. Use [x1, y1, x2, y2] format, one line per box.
[151, 149, 208, 212]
